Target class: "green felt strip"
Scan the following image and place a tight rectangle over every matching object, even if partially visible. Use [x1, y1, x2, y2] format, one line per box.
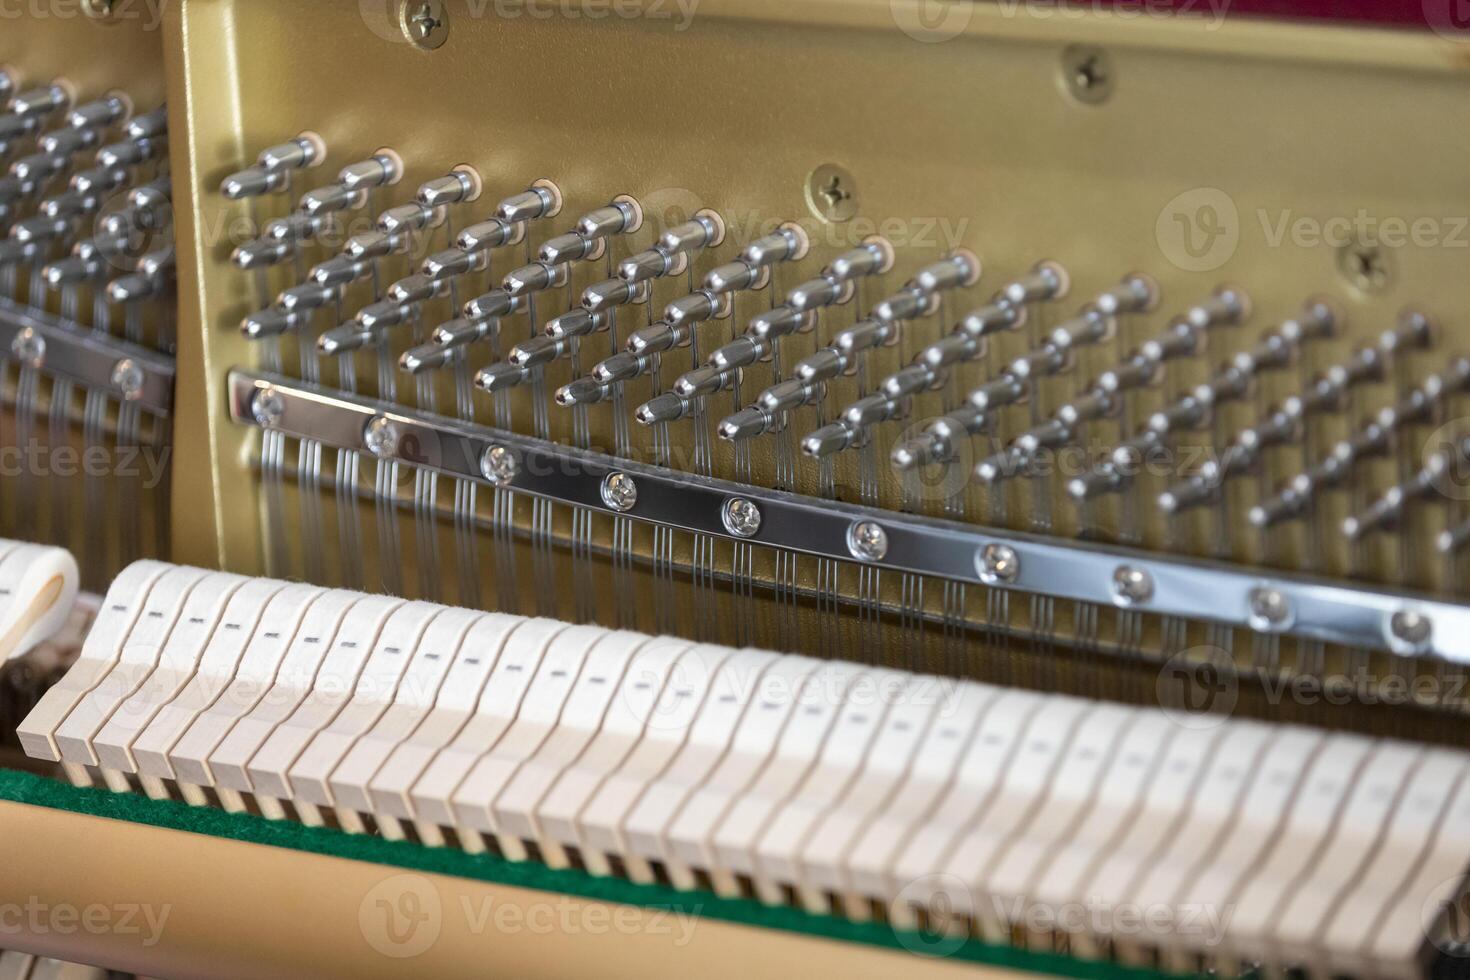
[0, 768, 1193, 980]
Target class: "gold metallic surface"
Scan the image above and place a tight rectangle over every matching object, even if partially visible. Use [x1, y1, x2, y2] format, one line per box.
[150, 0, 1470, 736]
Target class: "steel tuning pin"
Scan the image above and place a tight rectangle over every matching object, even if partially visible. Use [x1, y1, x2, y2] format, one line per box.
[1163, 316, 1417, 516]
[1066, 290, 1246, 502]
[221, 134, 324, 200]
[292, 154, 394, 216]
[97, 134, 162, 170]
[123, 106, 168, 141]
[107, 247, 173, 304]
[66, 94, 130, 131]
[800, 252, 980, 459]
[1343, 434, 1470, 541]
[1252, 356, 1470, 529]
[582, 209, 722, 313]
[11, 82, 71, 120]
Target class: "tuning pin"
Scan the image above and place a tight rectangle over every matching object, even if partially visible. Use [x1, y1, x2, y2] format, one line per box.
[1382, 308, 1434, 354]
[0, 68, 15, 105]
[673, 363, 741, 399]
[399, 342, 459, 375]
[880, 363, 944, 401]
[826, 393, 910, 448]
[1001, 260, 1069, 306]
[974, 445, 1030, 485]
[39, 127, 98, 159]
[746, 307, 812, 342]
[107, 270, 165, 304]
[0, 239, 38, 267]
[136, 247, 174, 280]
[702, 261, 763, 295]
[555, 377, 615, 407]
[220, 167, 283, 199]
[503, 260, 569, 297]
[718, 406, 778, 442]
[635, 392, 706, 425]
[717, 379, 825, 441]
[276, 282, 338, 313]
[355, 299, 416, 330]
[256, 136, 321, 172]
[457, 218, 518, 254]
[891, 406, 988, 471]
[11, 84, 71, 119]
[591, 350, 654, 384]
[708, 336, 771, 374]
[827, 238, 897, 281]
[241, 308, 303, 340]
[385, 273, 448, 305]
[1251, 359, 1470, 527]
[42, 251, 105, 288]
[1141, 317, 1203, 364]
[463, 288, 518, 321]
[338, 154, 399, 192]
[0, 176, 33, 205]
[39, 190, 100, 219]
[70, 165, 127, 196]
[664, 290, 728, 330]
[496, 182, 561, 224]
[378, 202, 440, 235]
[417, 170, 478, 208]
[801, 421, 860, 458]
[1048, 308, 1116, 355]
[544, 309, 608, 341]
[475, 362, 525, 393]
[787, 275, 854, 313]
[433, 316, 499, 349]
[299, 182, 365, 216]
[659, 211, 724, 255]
[967, 375, 1027, 412]
[537, 233, 601, 267]
[1341, 450, 1457, 541]
[1008, 344, 1067, 383]
[0, 114, 37, 145]
[508, 335, 568, 369]
[617, 246, 680, 284]
[576, 198, 642, 239]
[742, 225, 808, 266]
[309, 255, 373, 287]
[1097, 353, 1159, 396]
[873, 286, 933, 324]
[10, 215, 70, 244]
[124, 106, 168, 141]
[1093, 273, 1159, 316]
[343, 230, 404, 261]
[1186, 285, 1251, 331]
[422, 247, 487, 281]
[263, 212, 327, 244]
[98, 137, 161, 169]
[232, 237, 293, 270]
[317, 321, 378, 355]
[581, 277, 652, 313]
[10, 153, 66, 184]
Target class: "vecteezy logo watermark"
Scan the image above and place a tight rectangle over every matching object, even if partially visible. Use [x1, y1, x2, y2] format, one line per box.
[0, 0, 165, 29]
[891, 0, 1230, 42]
[1423, 874, 1470, 958]
[1155, 645, 1239, 729]
[1155, 187, 1240, 273]
[1424, 0, 1470, 41]
[360, 874, 443, 958]
[891, 0, 974, 42]
[357, 873, 700, 959]
[0, 898, 171, 947]
[1157, 187, 1469, 273]
[359, 0, 699, 43]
